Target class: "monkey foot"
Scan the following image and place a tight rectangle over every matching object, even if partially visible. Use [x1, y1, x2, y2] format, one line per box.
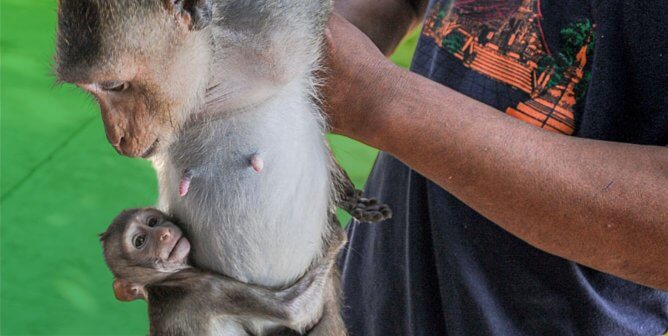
[350, 198, 392, 222]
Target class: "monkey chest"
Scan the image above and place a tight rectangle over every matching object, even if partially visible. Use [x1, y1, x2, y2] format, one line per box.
[157, 106, 331, 287]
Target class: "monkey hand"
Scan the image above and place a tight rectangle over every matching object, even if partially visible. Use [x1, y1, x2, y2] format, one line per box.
[339, 188, 393, 222]
[350, 197, 393, 222]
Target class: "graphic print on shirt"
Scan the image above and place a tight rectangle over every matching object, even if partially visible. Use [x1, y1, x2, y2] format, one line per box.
[422, 0, 594, 135]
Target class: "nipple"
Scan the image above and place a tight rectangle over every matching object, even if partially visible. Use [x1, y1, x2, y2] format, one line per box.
[179, 169, 194, 197]
[250, 154, 264, 173]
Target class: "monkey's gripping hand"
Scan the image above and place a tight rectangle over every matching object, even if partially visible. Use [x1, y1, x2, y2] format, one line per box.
[340, 189, 393, 223]
[332, 159, 392, 223]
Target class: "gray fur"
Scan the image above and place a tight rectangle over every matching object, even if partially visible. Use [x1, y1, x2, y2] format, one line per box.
[145, 231, 346, 336]
[57, 1, 390, 334]
[151, 3, 344, 334]
[101, 208, 346, 336]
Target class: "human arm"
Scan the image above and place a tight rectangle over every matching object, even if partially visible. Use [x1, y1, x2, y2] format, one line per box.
[323, 14, 668, 290]
[334, 0, 429, 55]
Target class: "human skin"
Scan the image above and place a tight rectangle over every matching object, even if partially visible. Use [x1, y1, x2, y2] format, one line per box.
[324, 4, 668, 291]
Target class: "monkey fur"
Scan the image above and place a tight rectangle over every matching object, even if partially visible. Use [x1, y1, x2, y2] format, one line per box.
[56, 1, 391, 335]
[101, 208, 346, 335]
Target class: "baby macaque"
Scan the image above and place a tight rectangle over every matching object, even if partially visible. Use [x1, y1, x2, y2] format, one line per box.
[100, 208, 344, 335]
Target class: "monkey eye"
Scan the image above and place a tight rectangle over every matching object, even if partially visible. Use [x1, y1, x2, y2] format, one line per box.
[133, 234, 147, 249]
[147, 217, 159, 227]
[99, 81, 128, 92]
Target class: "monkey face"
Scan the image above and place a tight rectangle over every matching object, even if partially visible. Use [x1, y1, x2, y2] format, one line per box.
[101, 208, 192, 296]
[121, 209, 192, 273]
[67, 37, 211, 159]
[100, 208, 192, 284]
[55, 0, 214, 158]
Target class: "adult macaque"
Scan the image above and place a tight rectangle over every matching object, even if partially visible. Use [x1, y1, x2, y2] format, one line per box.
[101, 208, 345, 335]
[56, 0, 390, 334]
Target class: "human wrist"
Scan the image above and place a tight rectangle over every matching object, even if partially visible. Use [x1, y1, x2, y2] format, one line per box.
[337, 59, 407, 149]
[346, 61, 410, 151]
[322, 12, 410, 146]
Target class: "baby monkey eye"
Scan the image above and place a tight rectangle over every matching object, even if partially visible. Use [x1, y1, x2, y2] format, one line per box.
[99, 81, 128, 92]
[133, 234, 147, 249]
[147, 217, 159, 227]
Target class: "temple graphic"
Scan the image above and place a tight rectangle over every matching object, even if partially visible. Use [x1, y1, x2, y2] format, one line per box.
[423, 0, 594, 135]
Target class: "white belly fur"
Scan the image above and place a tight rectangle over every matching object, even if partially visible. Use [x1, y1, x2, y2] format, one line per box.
[153, 84, 330, 288]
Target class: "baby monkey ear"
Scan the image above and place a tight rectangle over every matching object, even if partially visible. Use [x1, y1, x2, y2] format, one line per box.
[112, 278, 147, 302]
[165, 0, 213, 31]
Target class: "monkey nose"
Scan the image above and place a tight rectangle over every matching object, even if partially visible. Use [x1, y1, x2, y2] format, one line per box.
[159, 229, 172, 241]
[111, 137, 124, 153]
[108, 133, 127, 154]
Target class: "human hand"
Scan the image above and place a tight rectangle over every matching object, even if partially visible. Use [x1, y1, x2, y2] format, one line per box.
[320, 14, 403, 140]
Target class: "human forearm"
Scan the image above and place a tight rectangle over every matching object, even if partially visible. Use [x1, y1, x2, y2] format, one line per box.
[334, 0, 427, 55]
[324, 14, 668, 290]
[346, 59, 668, 290]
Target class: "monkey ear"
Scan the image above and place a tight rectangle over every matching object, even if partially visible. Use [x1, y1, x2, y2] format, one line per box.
[167, 0, 213, 31]
[112, 278, 147, 302]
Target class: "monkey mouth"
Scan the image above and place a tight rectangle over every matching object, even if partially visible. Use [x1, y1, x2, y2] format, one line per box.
[168, 236, 191, 261]
[140, 139, 160, 158]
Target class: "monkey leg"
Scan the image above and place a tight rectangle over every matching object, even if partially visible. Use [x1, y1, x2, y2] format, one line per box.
[270, 228, 348, 336]
[306, 270, 347, 336]
[297, 218, 347, 336]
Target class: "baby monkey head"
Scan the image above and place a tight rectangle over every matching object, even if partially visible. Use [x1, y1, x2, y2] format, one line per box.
[100, 208, 191, 301]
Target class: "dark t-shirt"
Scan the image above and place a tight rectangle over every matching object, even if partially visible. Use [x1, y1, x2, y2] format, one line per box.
[340, 1, 668, 335]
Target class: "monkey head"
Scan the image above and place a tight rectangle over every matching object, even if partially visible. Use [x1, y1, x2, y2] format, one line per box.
[55, 0, 214, 158]
[100, 208, 191, 301]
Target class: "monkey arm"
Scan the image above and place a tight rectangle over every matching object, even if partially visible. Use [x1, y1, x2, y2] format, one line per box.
[212, 230, 346, 331]
[324, 16, 668, 291]
[146, 275, 309, 335]
[203, 248, 340, 332]
[334, 0, 429, 55]
[146, 220, 347, 335]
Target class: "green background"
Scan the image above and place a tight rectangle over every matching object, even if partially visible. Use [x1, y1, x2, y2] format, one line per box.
[0, 1, 419, 334]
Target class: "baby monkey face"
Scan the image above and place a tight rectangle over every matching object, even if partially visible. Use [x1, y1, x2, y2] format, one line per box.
[123, 209, 191, 271]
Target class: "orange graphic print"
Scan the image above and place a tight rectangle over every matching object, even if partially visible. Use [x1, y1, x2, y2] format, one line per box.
[423, 0, 594, 135]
